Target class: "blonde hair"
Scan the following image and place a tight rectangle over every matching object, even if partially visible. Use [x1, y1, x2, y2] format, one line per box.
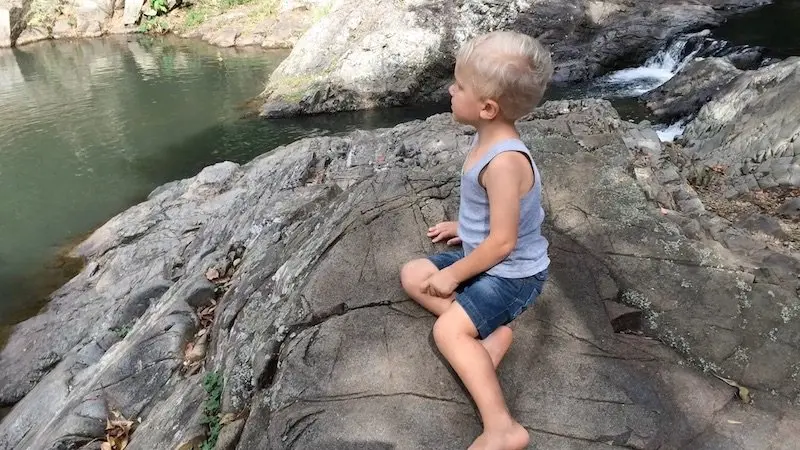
[456, 31, 553, 120]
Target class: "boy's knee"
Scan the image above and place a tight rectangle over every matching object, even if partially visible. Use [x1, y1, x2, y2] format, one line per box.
[432, 316, 451, 347]
[433, 304, 478, 347]
[432, 312, 466, 347]
[400, 259, 433, 292]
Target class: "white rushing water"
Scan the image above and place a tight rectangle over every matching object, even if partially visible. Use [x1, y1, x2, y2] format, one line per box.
[585, 31, 742, 142]
[655, 119, 689, 143]
[591, 32, 711, 98]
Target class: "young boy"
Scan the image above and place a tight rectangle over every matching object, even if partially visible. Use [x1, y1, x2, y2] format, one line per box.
[400, 31, 553, 450]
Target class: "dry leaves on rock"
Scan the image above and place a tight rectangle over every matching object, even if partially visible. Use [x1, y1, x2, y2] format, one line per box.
[100, 410, 137, 450]
[198, 302, 216, 329]
[183, 327, 211, 375]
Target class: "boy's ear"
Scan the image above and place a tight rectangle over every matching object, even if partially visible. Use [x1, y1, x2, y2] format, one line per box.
[480, 99, 501, 120]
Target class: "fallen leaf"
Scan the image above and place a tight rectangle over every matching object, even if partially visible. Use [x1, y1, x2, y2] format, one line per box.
[185, 333, 208, 362]
[714, 374, 753, 404]
[205, 267, 220, 281]
[220, 412, 238, 426]
[186, 361, 202, 376]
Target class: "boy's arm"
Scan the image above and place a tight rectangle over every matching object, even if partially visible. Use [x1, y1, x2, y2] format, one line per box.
[443, 152, 527, 283]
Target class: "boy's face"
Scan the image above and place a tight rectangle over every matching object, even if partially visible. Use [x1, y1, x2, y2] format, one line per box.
[448, 65, 484, 126]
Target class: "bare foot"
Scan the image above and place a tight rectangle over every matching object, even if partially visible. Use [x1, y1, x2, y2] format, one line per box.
[468, 421, 530, 450]
[480, 326, 513, 369]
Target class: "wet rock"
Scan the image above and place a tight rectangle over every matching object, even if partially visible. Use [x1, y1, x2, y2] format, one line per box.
[208, 28, 239, 47]
[644, 57, 742, 121]
[14, 25, 48, 45]
[1, 99, 799, 449]
[234, 31, 263, 47]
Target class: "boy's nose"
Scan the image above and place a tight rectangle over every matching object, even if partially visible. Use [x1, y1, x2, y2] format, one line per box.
[448, 84, 456, 96]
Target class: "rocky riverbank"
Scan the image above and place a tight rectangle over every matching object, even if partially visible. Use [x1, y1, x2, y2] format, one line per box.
[1, 97, 798, 449]
[256, 0, 772, 118]
[0, 0, 328, 49]
[642, 51, 800, 245]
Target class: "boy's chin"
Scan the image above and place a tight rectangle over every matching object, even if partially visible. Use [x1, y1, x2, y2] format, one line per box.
[450, 112, 473, 126]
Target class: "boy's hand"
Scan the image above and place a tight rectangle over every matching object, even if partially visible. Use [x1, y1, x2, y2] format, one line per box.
[421, 269, 459, 298]
[427, 221, 461, 245]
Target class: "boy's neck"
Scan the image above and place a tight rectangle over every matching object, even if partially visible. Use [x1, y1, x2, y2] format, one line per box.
[473, 119, 520, 147]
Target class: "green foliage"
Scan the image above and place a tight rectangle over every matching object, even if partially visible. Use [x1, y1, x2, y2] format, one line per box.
[185, 8, 207, 27]
[311, 1, 333, 22]
[183, 0, 276, 30]
[25, 0, 68, 29]
[152, 0, 169, 14]
[138, 17, 171, 34]
[110, 325, 133, 339]
[137, 0, 171, 34]
[200, 371, 223, 450]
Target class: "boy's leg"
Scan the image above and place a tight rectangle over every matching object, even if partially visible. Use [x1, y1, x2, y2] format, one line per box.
[400, 258, 454, 316]
[401, 258, 513, 368]
[433, 303, 529, 450]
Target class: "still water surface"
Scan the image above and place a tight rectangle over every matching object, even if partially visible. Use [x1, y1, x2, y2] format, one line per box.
[0, 35, 444, 337]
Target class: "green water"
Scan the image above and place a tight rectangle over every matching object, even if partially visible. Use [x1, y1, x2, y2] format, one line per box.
[0, 35, 445, 336]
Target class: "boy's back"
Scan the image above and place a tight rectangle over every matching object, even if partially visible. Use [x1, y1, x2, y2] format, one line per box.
[458, 135, 549, 279]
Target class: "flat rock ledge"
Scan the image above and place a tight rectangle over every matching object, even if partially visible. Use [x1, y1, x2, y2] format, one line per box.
[1, 99, 799, 449]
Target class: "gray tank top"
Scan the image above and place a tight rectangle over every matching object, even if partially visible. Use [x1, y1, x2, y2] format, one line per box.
[457, 136, 550, 278]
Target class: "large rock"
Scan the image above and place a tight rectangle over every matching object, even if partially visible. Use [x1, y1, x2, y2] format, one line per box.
[1, 100, 799, 449]
[122, 0, 144, 25]
[0, 2, 25, 48]
[683, 57, 800, 198]
[76, 0, 108, 37]
[643, 57, 742, 121]
[258, 0, 767, 118]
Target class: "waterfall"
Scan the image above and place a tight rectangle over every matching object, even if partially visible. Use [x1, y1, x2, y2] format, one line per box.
[587, 30, 762, 99]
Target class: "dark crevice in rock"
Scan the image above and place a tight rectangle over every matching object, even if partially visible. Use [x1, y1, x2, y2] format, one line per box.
[255, 339, 283, 391]
[577, 352, 656, 363]
[564, 395, 634, 406]
[97, 357, 181, 391]
[282, 409, 324, 450]
[536, 319, 612, 354]
[523, 424, 641, 449]
[604, 301, 644, 334]
[279, 391, 469, 411]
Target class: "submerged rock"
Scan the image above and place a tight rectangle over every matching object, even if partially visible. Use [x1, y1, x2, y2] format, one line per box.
[1, 99, 799, 449]
[258, 0, 766, 118]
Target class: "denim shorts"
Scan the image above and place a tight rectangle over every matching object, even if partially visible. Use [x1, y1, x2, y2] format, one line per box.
[427, 249, 548, 339]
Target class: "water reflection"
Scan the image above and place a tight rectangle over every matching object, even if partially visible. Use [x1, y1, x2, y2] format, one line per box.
[0, 36, 289, 329]
[0, 34, 447, 338]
